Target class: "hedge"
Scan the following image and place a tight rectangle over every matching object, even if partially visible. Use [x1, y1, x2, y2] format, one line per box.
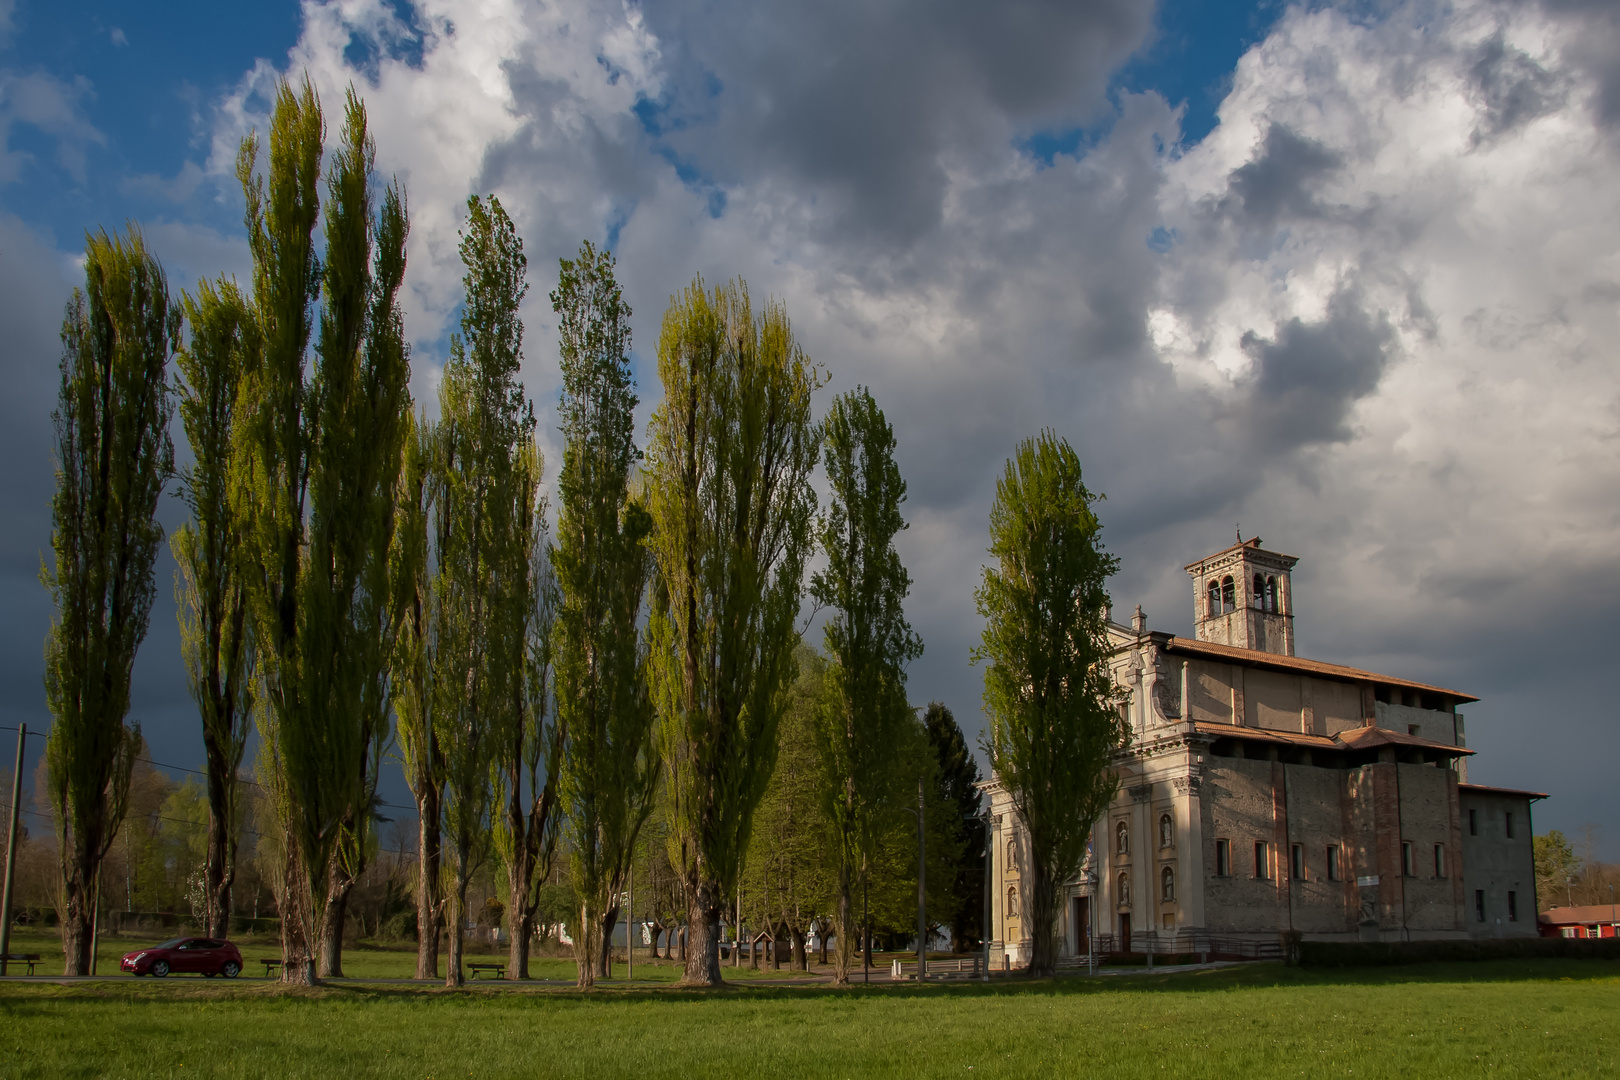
[1296, 935, 1620, 967]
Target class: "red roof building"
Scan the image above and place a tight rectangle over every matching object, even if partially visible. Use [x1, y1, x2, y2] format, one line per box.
[1539, 905, 1620, 939]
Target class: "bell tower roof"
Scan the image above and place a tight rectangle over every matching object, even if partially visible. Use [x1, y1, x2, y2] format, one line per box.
[1185, 535, 1298, 656]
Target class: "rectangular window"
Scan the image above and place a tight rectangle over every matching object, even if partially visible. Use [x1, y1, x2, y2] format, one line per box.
[1475, 889, 1486, 923]
[1254, 841, 1269, 879]
[1468, 809, 1477, 836]
[1408, 724, 1420, 736]
[1505, 812, 1515, 839]
[1215, 838, 1231, 877]
[1326, 845, 1340, 881]
[1434, 844, 1446, 878]
[1508, 891, 1518, 922]
[1401, 841, 1414, 877]
[1290, 844, 1304, 881]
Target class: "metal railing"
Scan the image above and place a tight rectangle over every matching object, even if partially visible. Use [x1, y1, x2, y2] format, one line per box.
[1065, 932, 1283, 964]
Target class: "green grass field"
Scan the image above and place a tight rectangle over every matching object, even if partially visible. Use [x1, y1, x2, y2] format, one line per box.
[1, 958, 1615, 1079]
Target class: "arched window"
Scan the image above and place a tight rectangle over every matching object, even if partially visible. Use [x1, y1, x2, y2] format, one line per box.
[1253, 573, 1265, 609]
[1161, 866, 1175, 902]
[1117, 871, 1130, 905]
[1206, 579, 1220, 618]
[1006, 840, 1018, 871]
[1007, 886, 1019, 920]
[1221, 575, 1235, 611]
[1159, 813, 1174, 849]
[1266, 576, 1279, 614]
[1115, 820, 1129, 854]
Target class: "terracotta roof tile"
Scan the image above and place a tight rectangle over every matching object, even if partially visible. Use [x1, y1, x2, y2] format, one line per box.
[1539, 905, 1620, 924]
[1164, 636, 1479, 703]
[1458, 782, 1549, 800]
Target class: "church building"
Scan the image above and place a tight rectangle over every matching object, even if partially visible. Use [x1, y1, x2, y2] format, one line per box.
[984, 536, 1544, 965]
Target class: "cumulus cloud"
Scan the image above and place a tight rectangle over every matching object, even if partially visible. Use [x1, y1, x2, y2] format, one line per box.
[6, 0, 1618, 841]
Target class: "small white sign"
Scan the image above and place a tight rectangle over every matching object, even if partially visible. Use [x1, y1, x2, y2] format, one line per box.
[1357, 875, 1379, 887]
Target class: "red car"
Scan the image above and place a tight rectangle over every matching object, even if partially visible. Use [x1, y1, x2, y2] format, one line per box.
[121, 937, 243, 978]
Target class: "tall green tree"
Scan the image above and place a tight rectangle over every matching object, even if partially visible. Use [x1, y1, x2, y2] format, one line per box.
[974, 431, 1125, 977]
[740, 644, 835, 971]
[922, 701, 985, 952]
[173, 276, 258, 940]
[43, 227, 177, 975]
[645, 277, 821, 986]
[433, 194, 540, 987]
[810, 387, 921, 984]
[234, 80, 412, 984]
[490, 436, 560, 982]
[552, 241, 657, 988]
[391, 413, 445, 979]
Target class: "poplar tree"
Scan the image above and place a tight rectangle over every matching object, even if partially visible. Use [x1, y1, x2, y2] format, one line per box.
[810, 387, 921, 985]
[391, 414, 445, 979]
[234, 81, 411, 984]
[173, 277, 257, 940]
[974, 431, 1126, 977]
[552, 242, 657, 988]
[433, 195, 539, 987]
[44, 227, 176, 976]
[645, 277, 820, 987]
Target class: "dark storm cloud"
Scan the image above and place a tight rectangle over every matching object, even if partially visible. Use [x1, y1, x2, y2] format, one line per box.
[636, 0, 1156, 248]
[1540, 0, 1620, 127]
[1219, 124, 1342, 230]
[1238, 291, 1393, 451]
[1468, 32, 1565, 143]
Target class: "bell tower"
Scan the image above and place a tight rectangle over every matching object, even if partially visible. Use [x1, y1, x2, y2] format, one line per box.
[1185, 535, 1298, 656]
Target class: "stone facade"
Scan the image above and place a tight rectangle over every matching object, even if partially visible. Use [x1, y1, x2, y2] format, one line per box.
[985, 537, 1545, 966]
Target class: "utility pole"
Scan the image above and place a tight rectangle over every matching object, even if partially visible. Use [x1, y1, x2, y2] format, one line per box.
[862, 872, 869, 984]
[0, 724, 25, 976]
[627, 862, 633, 980]
[915, 776, 926, 981]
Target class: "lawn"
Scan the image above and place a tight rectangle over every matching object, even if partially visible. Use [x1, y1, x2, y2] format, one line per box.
[1, 959, 1615, 1079]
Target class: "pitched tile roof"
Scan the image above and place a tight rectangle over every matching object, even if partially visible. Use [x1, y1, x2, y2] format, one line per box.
[1163, 636, 1479, 703]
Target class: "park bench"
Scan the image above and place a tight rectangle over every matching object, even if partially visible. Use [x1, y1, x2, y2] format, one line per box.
[467, 962, 505, 979]
[1, 953, 41, 975]
[891, 957, 981, 981]
[260, 958, 283, 978]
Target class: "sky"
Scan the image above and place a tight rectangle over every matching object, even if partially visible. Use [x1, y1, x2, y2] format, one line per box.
[1, 0, 1617, 857]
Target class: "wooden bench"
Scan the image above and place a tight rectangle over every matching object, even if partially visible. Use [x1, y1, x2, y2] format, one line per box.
[1, 953, 41, 975]
[260, 958, 283, 978]
[467, 962, 505, 980]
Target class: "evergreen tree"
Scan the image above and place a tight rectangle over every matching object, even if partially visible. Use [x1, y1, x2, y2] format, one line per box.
[552, 241, 656, 988]
[44, 227, 176, 975]
[173, 276, 257, 940]
[645, 277, 821, 986]
[974, 431, 1125, 977]
[922, 701, 985, 951]
[810, 387, 921, 984]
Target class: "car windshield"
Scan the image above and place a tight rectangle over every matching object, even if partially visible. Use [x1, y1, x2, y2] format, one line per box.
[156, 938, 184, 949]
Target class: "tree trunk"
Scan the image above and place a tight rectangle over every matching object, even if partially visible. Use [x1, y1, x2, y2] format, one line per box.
[444, 872, 467, 988]
[415, 787, 442, 980]
[202, 758, 236, 940]
[1027, 865, 1056, 978]
[318, 862, 355, 978]
[280, 847, 317, 985]
[680, 887, 722, 986]
[792, 926, 807, 971]
[575, 898, 597, 989]
[648, 920, 665, 960]
[505, 847, 534, 979]
[831, 860, 852, 985]
[59, 870, 92, 976]
[676, 925, 686, 962]
[597, 904, 619, 979]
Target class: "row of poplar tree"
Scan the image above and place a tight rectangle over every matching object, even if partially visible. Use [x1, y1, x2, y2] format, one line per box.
[41, 78, 951, 988]
[46, 75, 1128, 986]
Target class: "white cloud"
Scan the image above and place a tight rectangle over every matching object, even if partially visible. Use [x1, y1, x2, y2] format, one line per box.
[167, 0, 1620, 837]
[0, 70, 105, 183]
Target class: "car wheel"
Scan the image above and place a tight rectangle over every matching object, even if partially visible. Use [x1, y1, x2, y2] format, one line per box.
[221, 961, 240, 979]
[152, 960, 170, 978]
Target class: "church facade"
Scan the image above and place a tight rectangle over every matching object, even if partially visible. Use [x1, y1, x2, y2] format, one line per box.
[985, 536, 1544, 966]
